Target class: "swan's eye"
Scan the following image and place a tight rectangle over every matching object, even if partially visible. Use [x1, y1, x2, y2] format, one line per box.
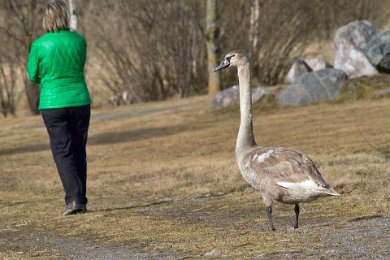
[322, 184, 330, 189]
[226, 55, 235, 62]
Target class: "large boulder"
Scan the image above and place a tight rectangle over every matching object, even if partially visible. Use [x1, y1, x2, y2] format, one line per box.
[287, 58, 332, 83]
[334, 20, 378, 78]
[212, 85, 267, 109]
[277, 69, 347, 106]
[363, 31, 390, 72]
[336, 20, 377, 49]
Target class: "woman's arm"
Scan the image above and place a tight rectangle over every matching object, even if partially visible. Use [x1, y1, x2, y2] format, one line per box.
[27, 42, 41, 84]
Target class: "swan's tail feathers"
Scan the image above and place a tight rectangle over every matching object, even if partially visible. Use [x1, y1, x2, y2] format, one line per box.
[277, 180, 340, 196]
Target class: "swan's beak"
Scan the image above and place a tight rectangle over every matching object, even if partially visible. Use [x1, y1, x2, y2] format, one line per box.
[214, 58, 230, 72]
[327, 187, 340, 196]
[321, 186, 340, 196]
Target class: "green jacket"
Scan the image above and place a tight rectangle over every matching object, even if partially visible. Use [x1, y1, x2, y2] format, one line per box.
[27, 29, 91, 110]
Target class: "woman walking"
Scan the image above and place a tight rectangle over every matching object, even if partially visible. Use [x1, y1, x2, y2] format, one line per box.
[27, 0, 91, 215]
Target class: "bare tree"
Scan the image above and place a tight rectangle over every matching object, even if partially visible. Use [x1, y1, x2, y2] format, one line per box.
[0, 0, 44, 115]
[0, 55, 19, 117]
[248, 0, 260, 61]
[206, 0, 220, 95]
[90, 0, 207, 105]
[87, 0, 390, 103]
[2, 0, 389, 112]
[68, 0, 77, 31]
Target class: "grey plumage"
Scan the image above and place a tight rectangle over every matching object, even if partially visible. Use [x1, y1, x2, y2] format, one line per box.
[215, 50, 339, 231]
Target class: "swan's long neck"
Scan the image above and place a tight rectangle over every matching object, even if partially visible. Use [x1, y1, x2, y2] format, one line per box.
[236, 62, 257, 158]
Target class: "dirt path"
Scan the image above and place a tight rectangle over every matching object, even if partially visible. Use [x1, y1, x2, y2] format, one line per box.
[2, 217, 390, 259]
[1, 194, 390, 259]
[91, 102, 196, 124]
[1, 96, 210, 131]
[312, 216, 390, 259]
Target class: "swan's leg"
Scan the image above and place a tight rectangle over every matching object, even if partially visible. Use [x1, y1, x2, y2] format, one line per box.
[266, 205, 276, 231]
[263, 196, 275, 231]
[294, 204, 300, 229]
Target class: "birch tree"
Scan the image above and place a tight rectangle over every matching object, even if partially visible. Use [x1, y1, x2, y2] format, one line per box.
[248, 0, 260, 61]
[69, 0, 77, 31]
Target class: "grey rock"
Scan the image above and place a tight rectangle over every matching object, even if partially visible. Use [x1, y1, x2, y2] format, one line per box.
[278, 69, 347, 106]
[364, 30, 390, 71]
[252, 87, 268, 103]
[287, 58, 332, 83]
[212, 85, 267, 109]
[335, 20, 377, 50]
[334, 20, 378, 78]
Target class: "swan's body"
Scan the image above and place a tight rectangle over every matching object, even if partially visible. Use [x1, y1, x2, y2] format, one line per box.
[215, 50, 339, 230]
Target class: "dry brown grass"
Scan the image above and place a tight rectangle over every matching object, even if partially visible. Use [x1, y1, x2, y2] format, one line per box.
[0, 96, 389, 258]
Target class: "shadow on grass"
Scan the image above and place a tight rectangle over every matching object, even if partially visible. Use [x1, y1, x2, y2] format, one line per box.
[89, 123, 202, 145]
[89, 199, 173, 213]
[0, 143, 50, 156]
[0, 124, 203, 156]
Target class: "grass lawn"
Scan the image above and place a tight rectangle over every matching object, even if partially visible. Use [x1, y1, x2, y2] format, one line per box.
[0, 95, 389, 258]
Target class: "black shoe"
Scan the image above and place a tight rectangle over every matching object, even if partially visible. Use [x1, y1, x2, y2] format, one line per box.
[63, 200, 84, 216]
[81, 204, 87, 213]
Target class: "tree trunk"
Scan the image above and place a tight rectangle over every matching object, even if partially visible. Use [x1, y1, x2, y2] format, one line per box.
[206, 0, 220, 95]
[248, 0, 260, 61]
[69, 0, 78, 31]
[24, 0, 40, 114]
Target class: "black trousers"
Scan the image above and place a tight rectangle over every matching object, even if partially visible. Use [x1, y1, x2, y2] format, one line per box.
[41, 105, 90, 205]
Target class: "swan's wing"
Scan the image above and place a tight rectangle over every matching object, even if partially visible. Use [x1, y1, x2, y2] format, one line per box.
[247, 147, 329, 188]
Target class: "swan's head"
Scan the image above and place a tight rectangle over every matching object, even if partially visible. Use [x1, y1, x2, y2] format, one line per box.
[214, 50, 248, 72]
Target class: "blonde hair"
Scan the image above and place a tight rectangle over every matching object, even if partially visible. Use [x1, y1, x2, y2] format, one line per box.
[42, 0, 70, 32]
